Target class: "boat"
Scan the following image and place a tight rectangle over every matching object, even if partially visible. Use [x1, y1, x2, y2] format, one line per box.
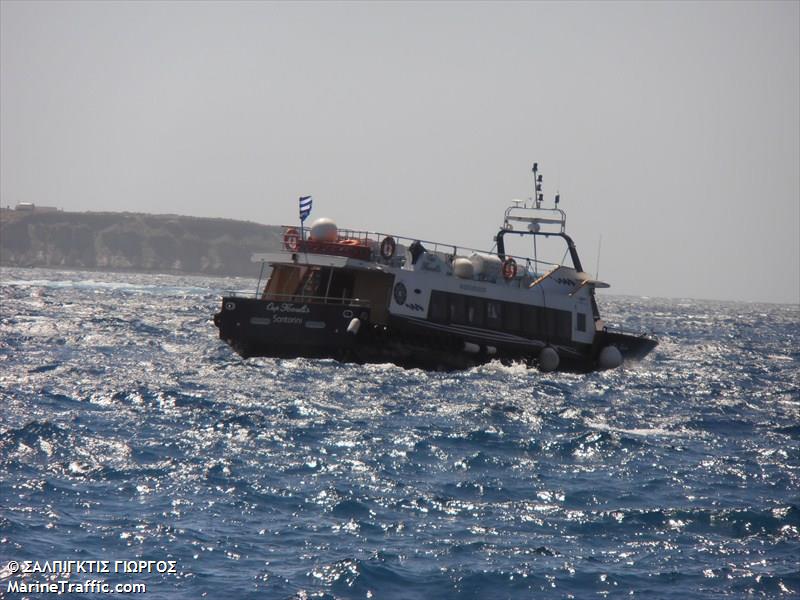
[213, 164, 657, 371]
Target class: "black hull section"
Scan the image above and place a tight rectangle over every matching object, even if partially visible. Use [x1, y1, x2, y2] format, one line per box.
[384, 314, 593, 371]
[214, 297, 370, 359]
[596, 329, 659, 361]
[214, 298, 656, 371]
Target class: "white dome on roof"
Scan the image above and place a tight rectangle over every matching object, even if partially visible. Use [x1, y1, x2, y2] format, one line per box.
[309, 218, 338, 242]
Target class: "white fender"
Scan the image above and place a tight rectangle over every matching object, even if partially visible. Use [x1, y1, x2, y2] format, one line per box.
[539, 346, 560, 372]
[463, 341, 480, 354]
[598, 345, 623, 369]
[347, 318, 361, 335]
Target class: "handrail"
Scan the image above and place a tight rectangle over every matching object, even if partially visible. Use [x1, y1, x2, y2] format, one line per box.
[225, 290, 371, 307]
[259, 293, 371, 307]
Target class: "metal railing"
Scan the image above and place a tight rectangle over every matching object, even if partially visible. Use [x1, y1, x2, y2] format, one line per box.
[281, 225, 572, 282]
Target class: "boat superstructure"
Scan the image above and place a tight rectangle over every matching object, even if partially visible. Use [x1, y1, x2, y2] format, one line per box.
[213, 165, 656, 371]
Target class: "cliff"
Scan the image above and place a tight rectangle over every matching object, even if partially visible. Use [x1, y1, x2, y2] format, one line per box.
[0, 209, 284, 277]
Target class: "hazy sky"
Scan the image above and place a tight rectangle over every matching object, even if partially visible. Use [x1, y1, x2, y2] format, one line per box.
[2, 1, 798, 304]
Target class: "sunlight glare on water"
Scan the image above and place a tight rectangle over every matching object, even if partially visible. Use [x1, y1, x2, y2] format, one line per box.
[1, 268, 798, 599]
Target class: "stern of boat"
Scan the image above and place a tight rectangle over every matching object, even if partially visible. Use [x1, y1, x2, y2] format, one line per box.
[595, 328, 658, 362]
[214, 296, 371, 359]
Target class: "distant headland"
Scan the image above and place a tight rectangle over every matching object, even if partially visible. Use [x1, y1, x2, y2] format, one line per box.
[0, 205, 283, 277]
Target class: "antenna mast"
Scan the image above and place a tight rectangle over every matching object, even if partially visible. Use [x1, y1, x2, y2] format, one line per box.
[595, 234, 602, 279]
[532, 162, 544, 209]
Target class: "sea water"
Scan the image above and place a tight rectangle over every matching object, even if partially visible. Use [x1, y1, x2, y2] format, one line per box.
[1, 268, 798, 599]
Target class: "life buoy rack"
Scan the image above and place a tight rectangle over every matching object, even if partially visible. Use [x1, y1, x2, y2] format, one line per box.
[380, 236, 396, 259]
[283, 228, 300, 252]
[502, 257, 517, 280]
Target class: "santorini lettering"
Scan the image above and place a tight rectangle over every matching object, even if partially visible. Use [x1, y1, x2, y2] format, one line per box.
[272, 316, 303, 325]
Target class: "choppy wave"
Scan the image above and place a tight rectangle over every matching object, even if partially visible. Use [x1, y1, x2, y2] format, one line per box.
[1, 268, 798, 599]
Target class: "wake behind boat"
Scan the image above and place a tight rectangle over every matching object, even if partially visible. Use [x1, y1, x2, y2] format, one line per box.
[213, 165, 656, 371]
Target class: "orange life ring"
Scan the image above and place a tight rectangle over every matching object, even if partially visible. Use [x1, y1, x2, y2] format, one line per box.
[380, 236, 396, 259]
[283, 228, 300, 251]
[341, 239, 360, 246]
[502, 257, 517, 280]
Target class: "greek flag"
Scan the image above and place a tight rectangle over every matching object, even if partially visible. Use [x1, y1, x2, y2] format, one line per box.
[299, 196, 313, 222]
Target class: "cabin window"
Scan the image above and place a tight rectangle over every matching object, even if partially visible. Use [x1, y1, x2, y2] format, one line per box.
[352, 270, 394, 323]
[263, 265, 303, 299]
[429, 291, 448, 323]
[448, 294, 467, 324]
[556, 310, 572, 341]
[523, 306, 541, 336]
[487, 301, 503, 329]
[327, 269, 355, 300]
[577, 313, 586, 332]
[541, 308, 572, 341]
[503, 303, 521, 332]
[467, 297, 485, 327]
[300, 267, 324, 296]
